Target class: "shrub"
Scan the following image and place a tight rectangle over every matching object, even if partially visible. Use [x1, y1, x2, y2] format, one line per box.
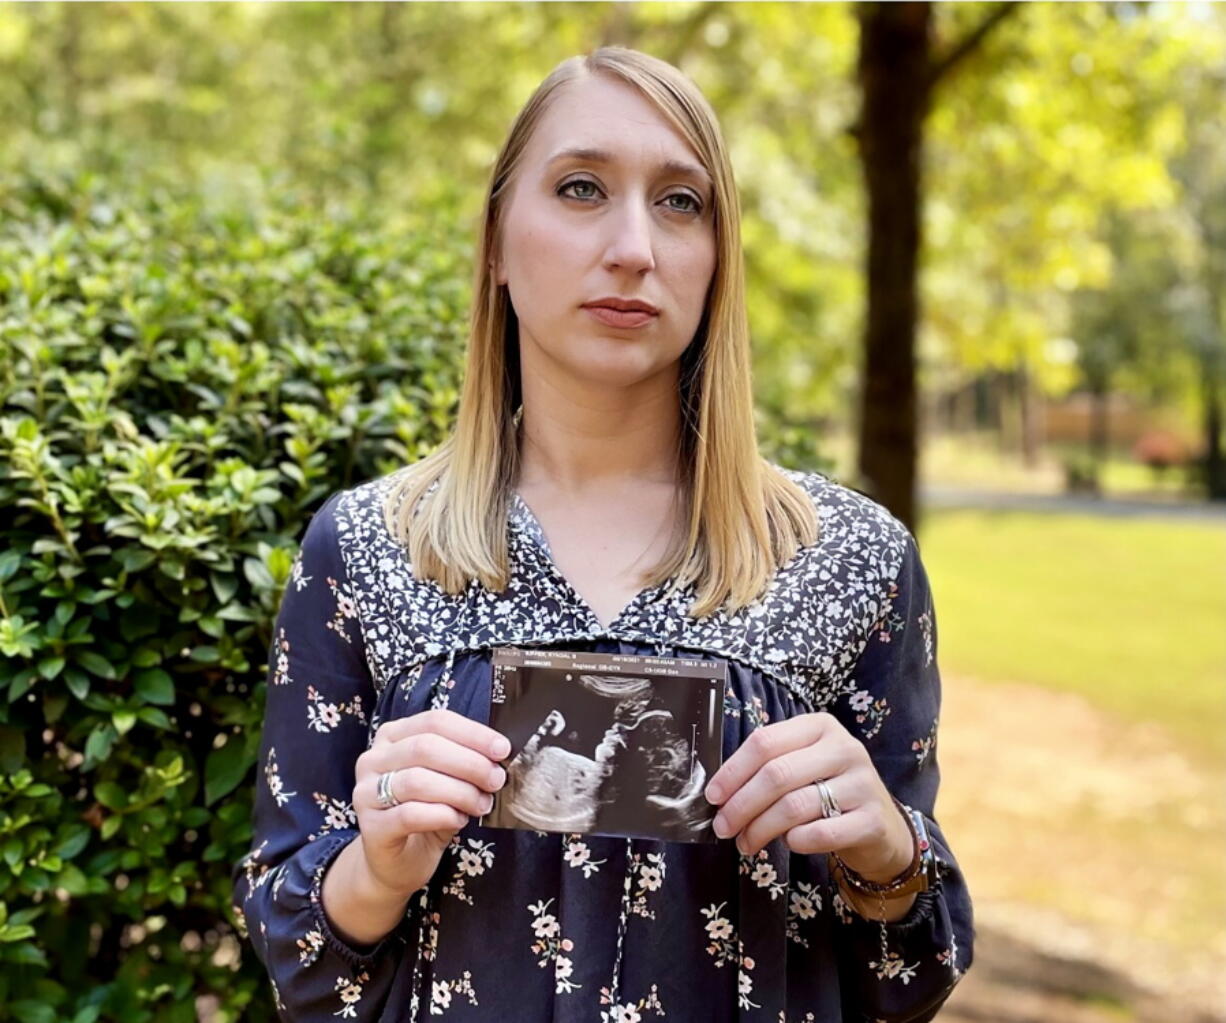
[0, 166, 470, 1022]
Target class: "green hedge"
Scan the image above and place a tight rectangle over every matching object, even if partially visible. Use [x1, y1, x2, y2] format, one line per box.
[0, 166, 471, 1022]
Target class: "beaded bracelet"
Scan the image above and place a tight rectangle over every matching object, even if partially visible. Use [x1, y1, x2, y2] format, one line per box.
[827, 797, 932, 971]
[829, 795, 924, 898]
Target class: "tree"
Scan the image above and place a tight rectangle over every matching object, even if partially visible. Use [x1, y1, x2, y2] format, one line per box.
[852, 1, 1019, 531]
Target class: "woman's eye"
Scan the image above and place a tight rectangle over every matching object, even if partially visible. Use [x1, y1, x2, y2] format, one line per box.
[559, 179, 601, 201]
[558, 180, 702, 215]
[665, 192, 702, 214]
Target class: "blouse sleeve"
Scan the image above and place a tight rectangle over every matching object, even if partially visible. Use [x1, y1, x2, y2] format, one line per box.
[230, 491, 407, 1020]
[827, 528, 975, 1023]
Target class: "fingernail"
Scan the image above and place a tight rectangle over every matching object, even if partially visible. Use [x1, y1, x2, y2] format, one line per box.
[492, 738, 511, 759]
[736, 836, 749, 856]
[712, 814, 729, 838]
[706, 782, 723, 804]
[483, 794, 495, 813]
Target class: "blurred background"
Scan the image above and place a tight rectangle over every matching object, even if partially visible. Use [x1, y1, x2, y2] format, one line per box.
[0, 2, 1222, 1021]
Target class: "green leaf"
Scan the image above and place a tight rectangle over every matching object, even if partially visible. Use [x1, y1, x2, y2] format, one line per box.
[199, 615, 225, 639]
[83, 725, 116, 767]
[3, 943, 47, 966]
[8, 669, 36, 702]
[94, 782, 127, 810]
[117, 548, 155, 573]
[137, 707, 173, 730]
[100, 816, 122, 840]
[133, 668, 175, 705]
[131, 648, 162, 668]
[6, 906, 44, 927]
[56, 863, 89, 896]
[76, 651, 116, 680]
[210, 571, 239, 604]
[54, 824, 91, 860]
[11, 998, 57, 1023]
[158, 558, 186, 581]
[217, 603, 260, 622]
[204, 737, 256, 806]
[0, 551, 21, 583]
[0, 925, 37, 943]
[63, 669, 90, 700]
[243, 557, 274, 589]
[111, 709, 137, 735]
[37, 656, 65, 681]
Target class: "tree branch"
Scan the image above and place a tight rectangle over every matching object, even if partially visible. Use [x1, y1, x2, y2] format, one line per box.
[926, 1, 1022, 92]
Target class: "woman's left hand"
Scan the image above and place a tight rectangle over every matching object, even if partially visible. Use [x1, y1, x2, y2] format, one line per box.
[704, 712, 913, 882]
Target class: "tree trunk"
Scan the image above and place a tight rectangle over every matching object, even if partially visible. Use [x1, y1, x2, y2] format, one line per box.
[854, 2, 932, 533]
[996, 370, 1015, 455]
[1019, 360, 1040, 467]
[1202, 370, 1225, 500]
[1089, 384, 1111, 467]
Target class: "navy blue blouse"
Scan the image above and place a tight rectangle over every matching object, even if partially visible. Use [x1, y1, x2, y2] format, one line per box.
[231, 465, 975, 1022]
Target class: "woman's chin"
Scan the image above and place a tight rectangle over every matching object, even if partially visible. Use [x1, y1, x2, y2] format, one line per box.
[560, 345, 680, 389]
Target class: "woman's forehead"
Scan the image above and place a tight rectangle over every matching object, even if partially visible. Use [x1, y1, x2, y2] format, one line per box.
[526, 76, 705, 177]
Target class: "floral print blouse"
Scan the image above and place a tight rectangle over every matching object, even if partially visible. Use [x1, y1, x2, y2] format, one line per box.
[231, 464, 975, 1022]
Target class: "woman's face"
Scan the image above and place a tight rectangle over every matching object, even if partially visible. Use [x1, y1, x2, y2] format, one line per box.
[493, 73, 717, 390]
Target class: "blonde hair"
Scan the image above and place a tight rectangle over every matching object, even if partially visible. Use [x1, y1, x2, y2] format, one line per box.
[383, 45, 818, 618]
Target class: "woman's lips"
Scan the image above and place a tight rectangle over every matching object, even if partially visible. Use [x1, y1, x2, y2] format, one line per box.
[583, 305, 658, 329]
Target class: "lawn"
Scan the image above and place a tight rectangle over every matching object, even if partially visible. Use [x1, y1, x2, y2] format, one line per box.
[917, 507, 1226, 1010]
[916, 507, 1226, 765]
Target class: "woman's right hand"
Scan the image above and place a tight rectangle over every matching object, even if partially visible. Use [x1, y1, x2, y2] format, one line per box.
[352, 709, 510, 900]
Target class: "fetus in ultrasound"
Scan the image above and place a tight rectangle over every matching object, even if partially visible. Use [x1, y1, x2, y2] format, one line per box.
[499, 674, 711, 840]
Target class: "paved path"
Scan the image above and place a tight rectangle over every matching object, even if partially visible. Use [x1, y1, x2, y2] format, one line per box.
[923, 484, 1226, 522]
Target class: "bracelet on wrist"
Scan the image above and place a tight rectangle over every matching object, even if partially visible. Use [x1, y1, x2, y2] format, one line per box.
[828, 796, 935, 901]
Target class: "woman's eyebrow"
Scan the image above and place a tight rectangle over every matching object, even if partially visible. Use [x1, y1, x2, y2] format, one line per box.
[545, 146, 711, 188]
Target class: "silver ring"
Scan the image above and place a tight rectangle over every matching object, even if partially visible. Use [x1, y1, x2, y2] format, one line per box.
[813, 778, 842, 819]
[375, 769, 402, 809]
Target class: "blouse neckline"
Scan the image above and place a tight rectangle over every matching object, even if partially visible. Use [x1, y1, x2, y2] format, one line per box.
[508, 490, 672, 634]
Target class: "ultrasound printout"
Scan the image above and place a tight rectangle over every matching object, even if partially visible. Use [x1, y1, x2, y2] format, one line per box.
[483, 647, 728, 843]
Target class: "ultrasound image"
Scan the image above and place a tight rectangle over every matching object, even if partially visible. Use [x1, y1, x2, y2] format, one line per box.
[485, 650, 725, 843]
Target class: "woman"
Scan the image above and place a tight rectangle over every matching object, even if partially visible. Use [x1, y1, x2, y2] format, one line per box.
[232, 45, 974, 1022]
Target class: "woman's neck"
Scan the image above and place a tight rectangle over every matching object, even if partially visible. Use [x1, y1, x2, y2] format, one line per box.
[515, 380, 683, 496]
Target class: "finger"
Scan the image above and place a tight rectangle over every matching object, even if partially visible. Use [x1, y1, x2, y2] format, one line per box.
[362, 732, 508, 794]
[372, 708, 511, 760]
[715, 750, 852, 847]
[359, 765, 494, 819]
[704, 715, 831, 806]
[783, 807, 871, 857]
[365, 801, 470, 849]
[737, 777, 860, 856]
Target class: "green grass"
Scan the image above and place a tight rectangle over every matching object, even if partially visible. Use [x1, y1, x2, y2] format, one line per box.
[918, 508, 1226, 763]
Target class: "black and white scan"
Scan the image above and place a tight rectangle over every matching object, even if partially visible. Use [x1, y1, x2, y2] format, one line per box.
[484, 648, 727, 843]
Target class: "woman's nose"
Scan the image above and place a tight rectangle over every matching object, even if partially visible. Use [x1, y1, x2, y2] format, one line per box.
[602, 198, 656, 274]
